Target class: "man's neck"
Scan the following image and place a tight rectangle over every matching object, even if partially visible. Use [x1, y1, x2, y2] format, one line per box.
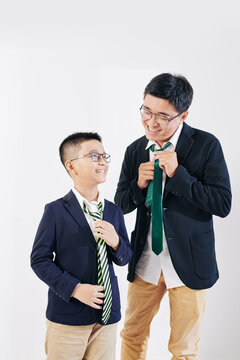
[73, 184, 99, 203]
[156, 139, 170, 148]
[156, 126, 180, 148]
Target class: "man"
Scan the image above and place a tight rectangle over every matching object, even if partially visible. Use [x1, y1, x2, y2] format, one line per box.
[114, 73, 231, 360]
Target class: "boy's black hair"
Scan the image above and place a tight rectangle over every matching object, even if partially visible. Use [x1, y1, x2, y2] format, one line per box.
[144, 73, 193, 113]
[59, 132, 102, 166]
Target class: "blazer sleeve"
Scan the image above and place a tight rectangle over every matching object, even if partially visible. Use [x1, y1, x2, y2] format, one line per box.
[30, 204, 80, 303]
[108, 206, 132, 266]
[114, 146, 146, 214]
[165, 137, 231, 217]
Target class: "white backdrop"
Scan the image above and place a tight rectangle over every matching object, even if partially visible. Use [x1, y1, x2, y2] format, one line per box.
[0, 1, 239, 359]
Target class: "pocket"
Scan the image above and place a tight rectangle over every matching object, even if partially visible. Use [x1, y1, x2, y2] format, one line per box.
[190, 230, 217, 279]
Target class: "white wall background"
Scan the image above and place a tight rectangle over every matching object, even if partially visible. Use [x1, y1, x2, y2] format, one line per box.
[0, 1, 239, 359]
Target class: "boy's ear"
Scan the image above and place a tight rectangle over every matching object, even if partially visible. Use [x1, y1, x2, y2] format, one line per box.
[65, 160, 73, 173]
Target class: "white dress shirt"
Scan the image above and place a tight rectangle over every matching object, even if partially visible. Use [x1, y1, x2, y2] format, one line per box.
[72, 187, 104, 233]
[135, 123, 185, 288]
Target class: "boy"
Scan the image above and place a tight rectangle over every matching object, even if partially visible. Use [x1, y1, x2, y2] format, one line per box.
[31, 132, 132, 360]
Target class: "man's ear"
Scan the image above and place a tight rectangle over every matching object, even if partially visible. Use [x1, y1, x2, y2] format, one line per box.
[180, 110, 189, 122]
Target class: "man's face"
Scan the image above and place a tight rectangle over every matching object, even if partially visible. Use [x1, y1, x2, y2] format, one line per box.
[68, 140, 109, 186]
[141, 94, 188, 145]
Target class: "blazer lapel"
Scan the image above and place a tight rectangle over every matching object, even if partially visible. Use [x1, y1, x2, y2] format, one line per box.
[175, 122, 195, 165]
[102, 200, 113, 223]
[140, 136, 150, 164]
[63, 190, 96, 246]
[164, 122, 195, 201]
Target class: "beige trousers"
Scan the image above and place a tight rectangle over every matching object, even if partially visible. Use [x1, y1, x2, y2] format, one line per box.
[45, 319, 117, 360]
[121, 274, 206, 360]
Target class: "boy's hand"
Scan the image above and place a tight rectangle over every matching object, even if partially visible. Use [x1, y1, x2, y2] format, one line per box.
[94, 220, 120, 251]
[71, 284, 105, 309]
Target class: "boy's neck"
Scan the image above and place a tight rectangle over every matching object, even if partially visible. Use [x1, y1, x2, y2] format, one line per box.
[74, 184, 99, 203]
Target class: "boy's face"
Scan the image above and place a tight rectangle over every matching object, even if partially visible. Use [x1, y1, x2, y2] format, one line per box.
[67, 140, 109, 186]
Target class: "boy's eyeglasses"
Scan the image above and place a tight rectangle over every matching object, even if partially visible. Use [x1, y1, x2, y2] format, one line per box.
[70, 152, 111, 163]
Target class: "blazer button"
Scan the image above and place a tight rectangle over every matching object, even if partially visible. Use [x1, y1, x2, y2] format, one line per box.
[118, 255, 123, 262]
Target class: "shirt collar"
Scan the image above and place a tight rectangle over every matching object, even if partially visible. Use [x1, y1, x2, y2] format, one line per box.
[145, 123, 183, 151]
[72, 187, 104, 210]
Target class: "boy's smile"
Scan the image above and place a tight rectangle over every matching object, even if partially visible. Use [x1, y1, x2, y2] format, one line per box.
[67, 139, 109, 187]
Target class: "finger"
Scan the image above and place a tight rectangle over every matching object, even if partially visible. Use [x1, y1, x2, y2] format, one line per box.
[96, 285, 105, 292]
[142, 176, 154, 181]
[141, 164, 154, 170]
[94, 297, 104, 304]
[154, 150, 173, 154]
[94, 226, 104, 233]
[154, 153, 174, 160]
[141, 173, 154, 180]
[142, 170, 154, 176]
[91, 303, 102, 309]
[93, 231, 105, 239]
[95, 223, 109, 231]
[94, 233, 107, 242]
[96, 291, 105, 298]
[94, 222, 105, 230]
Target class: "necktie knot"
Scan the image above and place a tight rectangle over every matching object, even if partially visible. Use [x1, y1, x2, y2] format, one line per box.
[83, 201, 103, 221]
[150, 141, 171, 153]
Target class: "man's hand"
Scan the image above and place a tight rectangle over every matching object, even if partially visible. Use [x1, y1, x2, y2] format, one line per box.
[153, 151, 178, 178]
[137, 161, 154, 190]
[94, 220, 120, 251]
[71, 284, 105, 309]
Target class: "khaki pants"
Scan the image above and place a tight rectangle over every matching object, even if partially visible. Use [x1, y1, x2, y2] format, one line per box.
[45, 319, 117, 360]
[121, 274, 206, 360]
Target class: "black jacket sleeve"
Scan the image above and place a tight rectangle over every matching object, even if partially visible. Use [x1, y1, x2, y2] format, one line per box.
[114, 146, 146, 214]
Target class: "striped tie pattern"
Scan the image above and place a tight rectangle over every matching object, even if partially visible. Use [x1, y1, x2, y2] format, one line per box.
[83, 201, 112, 324]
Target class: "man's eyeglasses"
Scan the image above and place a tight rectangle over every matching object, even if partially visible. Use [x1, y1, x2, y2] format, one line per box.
[140, 105, 183, 126]
[70, 152, 111, 163]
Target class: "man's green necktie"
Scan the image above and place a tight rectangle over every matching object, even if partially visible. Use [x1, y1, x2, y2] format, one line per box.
[83, 201, 112, 324]
[145, 142, 171, 255]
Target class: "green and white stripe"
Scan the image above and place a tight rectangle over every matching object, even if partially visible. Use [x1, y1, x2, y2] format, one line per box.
[83, 201, 112, 324]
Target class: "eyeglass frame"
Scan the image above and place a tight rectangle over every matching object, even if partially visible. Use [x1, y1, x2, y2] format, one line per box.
[140, 105, 184, 125]
[70, 152, 111, 163]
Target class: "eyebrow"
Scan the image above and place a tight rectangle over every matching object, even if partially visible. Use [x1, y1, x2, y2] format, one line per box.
[87, 149, 106, 153]
[143, 106, 170, 117]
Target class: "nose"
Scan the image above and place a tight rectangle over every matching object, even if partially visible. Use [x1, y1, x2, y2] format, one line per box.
[147, 115, 159, 126]
[98, 155, 105, 165]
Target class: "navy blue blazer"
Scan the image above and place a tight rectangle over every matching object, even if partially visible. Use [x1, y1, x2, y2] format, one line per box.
[31, 190, 132, 326]
[114, 123, 231, 289]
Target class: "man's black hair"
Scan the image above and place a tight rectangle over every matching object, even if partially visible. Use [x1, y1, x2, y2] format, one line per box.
[144, 73, 193, 113]
[59, 132, 102, 166]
